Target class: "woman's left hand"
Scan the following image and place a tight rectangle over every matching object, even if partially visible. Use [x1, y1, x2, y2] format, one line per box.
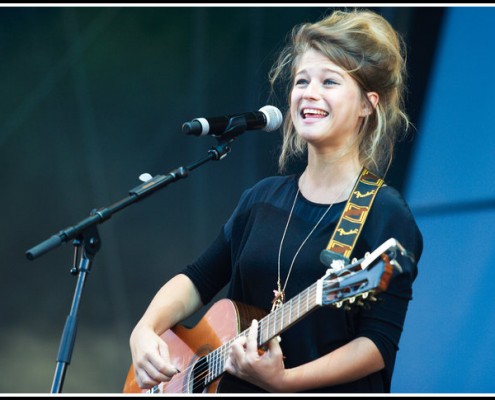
[225, 319, 287, 392]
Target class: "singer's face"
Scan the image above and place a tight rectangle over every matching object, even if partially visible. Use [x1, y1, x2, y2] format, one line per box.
[290, 49, 370, 150]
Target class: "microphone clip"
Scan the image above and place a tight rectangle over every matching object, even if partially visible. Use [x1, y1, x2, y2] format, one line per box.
[216, 115, 248, 143]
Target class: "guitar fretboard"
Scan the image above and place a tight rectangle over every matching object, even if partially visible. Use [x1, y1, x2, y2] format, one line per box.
[206, 282, 320, 384]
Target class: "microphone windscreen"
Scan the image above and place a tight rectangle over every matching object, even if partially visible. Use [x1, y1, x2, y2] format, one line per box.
[259, 105, 283, 132]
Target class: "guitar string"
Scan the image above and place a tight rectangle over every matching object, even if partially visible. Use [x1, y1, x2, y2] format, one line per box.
[150, 261, 371, 393]
[188, 335, 257, 392]
[164, 260, 376, 392]
[168, 330, 248, 393]
[143, 265, 372, 393]
[186, 278, 368, 393]
[168, 285, 319, 393]
[187, 332, 249, 393]
[170, 316, 275, 392]
[180, 284, 320, 393]
[147, 283, 321, 393]
[171, 277, 363, 393]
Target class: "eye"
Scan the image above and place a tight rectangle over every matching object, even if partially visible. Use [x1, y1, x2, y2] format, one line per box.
[294, 78, 308, 86]
[323, 78, 338, 86]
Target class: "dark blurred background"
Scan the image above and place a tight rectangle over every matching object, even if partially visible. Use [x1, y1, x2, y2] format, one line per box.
[1, 5, 494, 394]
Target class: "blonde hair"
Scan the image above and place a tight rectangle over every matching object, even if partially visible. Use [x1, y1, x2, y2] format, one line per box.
[269, 9, 410, 176]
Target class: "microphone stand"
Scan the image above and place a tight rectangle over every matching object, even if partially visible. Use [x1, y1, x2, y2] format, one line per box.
[26, 120, 245, 393]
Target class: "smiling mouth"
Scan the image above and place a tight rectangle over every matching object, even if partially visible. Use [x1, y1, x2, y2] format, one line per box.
[301, 108, 329, 119]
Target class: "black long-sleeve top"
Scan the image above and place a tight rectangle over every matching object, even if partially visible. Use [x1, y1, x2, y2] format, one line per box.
[181, 174, 423, 393]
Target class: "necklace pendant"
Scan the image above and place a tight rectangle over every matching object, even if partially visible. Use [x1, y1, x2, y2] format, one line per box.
[271, 289, 285, 312]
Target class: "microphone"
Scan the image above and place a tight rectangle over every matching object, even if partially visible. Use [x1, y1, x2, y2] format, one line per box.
[182, 105, 283, 137]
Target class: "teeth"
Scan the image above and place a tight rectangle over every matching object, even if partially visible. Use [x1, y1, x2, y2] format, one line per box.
[302, 108, 328, 118]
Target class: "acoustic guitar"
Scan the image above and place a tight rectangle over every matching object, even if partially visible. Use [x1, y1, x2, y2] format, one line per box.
[123, 238, 404, 394]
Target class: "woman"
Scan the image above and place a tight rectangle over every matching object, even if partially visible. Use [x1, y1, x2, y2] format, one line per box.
[128, 8, 423, 393]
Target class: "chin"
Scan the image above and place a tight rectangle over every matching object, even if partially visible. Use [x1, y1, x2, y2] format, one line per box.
[296, 132, 326, 145]
[296, 124, 329, 140]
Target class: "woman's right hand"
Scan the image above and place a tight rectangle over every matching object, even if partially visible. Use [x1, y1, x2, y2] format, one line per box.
[129, 324, 179, 389]
[128, 274, 203, 389]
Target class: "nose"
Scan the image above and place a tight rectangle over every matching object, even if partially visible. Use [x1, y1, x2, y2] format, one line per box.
[303, 81, 321, 100]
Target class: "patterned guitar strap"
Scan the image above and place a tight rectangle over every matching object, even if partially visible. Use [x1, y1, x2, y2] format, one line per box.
[320, 167, 384, 270]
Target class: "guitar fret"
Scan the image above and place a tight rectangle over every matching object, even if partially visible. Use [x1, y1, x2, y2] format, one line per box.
[216, 350, 220, 379]
[213, 350, 219, 380]
[285, 298, 291, 329]
[206, 353, 212, 383]
[266, 315, 270, 343]
[297, 291, 300, 319]
[266, 318, 270, 341]
[281, 304, 284, 331]
[273, 307, 278, 335]
[211, 353, 216, 382]
[272, 310, 277, 337]
[217, 347, 223, 378]
[207, 345, 223, 384]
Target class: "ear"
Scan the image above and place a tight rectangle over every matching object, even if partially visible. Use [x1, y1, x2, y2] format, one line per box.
[360, 91, 379, 116]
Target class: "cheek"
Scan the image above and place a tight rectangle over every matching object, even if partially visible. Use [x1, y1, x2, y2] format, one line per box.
[337, 93, 362, 116]
[290, 91, 299, 118]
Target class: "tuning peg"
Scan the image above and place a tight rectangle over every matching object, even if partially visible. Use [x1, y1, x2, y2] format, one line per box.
[390, 259, 404, 273]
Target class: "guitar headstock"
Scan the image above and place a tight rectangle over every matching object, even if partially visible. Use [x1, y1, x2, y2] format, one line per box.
[317, 238, 405, 309]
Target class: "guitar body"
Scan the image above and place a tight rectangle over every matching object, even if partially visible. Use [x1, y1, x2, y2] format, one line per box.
[123, 299, 267, 393]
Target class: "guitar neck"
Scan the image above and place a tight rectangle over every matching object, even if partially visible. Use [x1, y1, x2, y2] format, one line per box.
[259, 282, 321, 343]
[206, 282, 320, 384]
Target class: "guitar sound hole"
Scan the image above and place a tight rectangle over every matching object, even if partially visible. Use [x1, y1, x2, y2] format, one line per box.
[189, 356, 209, 393]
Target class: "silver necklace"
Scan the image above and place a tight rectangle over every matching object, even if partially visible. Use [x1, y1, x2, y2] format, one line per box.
[272, 175, 357, 311]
